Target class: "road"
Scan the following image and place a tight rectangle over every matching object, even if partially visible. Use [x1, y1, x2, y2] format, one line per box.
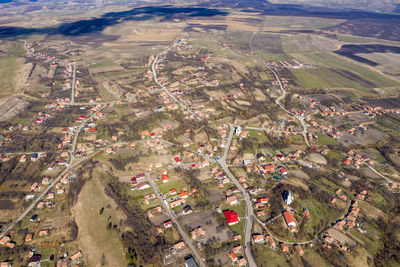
[144, 173, 206, 267]
[151, 48, 201, 121]
[69, 104, 106, 165]
[363, 161, 394, 184]
[266, 66, 311, 147]
[246, 126, 303, 134]
[215, 125, 257, 267]
[70, 64, 76, 105]
[0, 105, 106, 238]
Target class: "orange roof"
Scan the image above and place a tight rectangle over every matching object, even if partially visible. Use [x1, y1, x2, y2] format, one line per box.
[179, 191, 189, 198]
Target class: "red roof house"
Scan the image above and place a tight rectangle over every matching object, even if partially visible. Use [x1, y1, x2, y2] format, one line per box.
[224, 210, 239, 225]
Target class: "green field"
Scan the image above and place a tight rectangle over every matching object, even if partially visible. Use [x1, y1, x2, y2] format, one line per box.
[292, 52, 399, 93]
[0, 42, 25, 98]
[316, 133, 339, 145]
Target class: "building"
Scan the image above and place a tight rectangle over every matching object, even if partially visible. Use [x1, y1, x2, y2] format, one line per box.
[227, 195, 239, 205]
[267, 235, 276, 249]
[224, 210, 239, 225]
[252, 234, 264, 243]
[294, 244, 304, 256]
[282, 190, 293, 205]
[173, 241, 186, 250]
[283, 210, 297, 232]
[185, 256, 198, 267]
[137, 183, 150, 190]
[71, 250, 83, 261]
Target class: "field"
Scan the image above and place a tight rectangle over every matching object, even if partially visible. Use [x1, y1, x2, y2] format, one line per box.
[0, 42, 25, 98]
[72, 174, 127, 267]
[292, 52, 399, 93]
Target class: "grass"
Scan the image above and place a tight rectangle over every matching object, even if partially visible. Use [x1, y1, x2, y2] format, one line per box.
[294, 197, 341, 237]
[73, 175, 127, 266]
[157, 179, 187, 195]
[254, 246, 291, 266]
[316, 133, 339, 145]
[39, 247, 58, 267]
[326, 151, 346, 161]
[292, 52, 399, 93]
[0, 42, 26, 98]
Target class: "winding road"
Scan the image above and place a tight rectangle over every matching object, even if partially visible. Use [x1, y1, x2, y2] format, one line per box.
[266, 66, 311, 147]
[151, 48, 201, 121]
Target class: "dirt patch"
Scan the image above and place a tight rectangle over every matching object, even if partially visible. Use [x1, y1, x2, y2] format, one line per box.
[0, 199, 15, 210]
[180, 210, 232, 243]
[306, 153, 327, 165]
[0, 95, 28, 121]
[72, 175, 127, 267]
[327, 228, 356, 246]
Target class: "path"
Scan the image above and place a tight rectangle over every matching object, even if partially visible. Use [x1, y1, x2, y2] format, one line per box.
[70, 64, 76, 105]
[151, 48, 201, 121]
[266, 66, 311, 147]
[0, 105, 107, 238]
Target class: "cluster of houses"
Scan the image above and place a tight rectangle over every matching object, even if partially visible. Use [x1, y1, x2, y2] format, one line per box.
[228, 245, 247, 266]
[25, 42, 61, 66]
[330, 188, 348, 205]
[343, 150, 377, 168]
[333, 195, 362, 232]
[0, 152, 47, 163]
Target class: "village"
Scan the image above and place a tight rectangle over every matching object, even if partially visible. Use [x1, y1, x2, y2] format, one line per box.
[0, 33, 399, 267]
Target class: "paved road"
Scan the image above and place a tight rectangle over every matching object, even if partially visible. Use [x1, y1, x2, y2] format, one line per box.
[215, 125, 257, 267]
[144, 173, 206, 267]
[0, 105, 106, 238]
[151, 49, 201, 121]
[266, 66, 311, 147]
[70, 64, 76, 105]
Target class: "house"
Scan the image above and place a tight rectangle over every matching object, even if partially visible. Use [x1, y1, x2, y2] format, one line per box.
[137, 183, 150, 190]
[283, 210, 297, 232]
[233, 245, 243, 254]
[237, 257, 247, 266]
[185, 257, 198, 267]
[38, 229, 49, 236]
[0, 261, 12, 267]
[294, 244, 304, 256]
[267, 235, 276, 249]
[161, 174, 169, 183]
[31, 182, 39, 191]
[303, 208, 310, 218]
[170, 198, 185, 208]
[42, 177, 50, 184]
[280, 243, 289, 253]
[257, 197, 270, 204]
[25, 233, 33, 242]
[229, 251, 238, 262]
[224, 210, 239, 225]
[71, 250, 83, 261]
[252, 234, 264, 243]
[5, 242, 15, 249]
[169, 189, 177, 195]
[164, 220, 173, 228]
[0, 236, 10, 245]
[227, 195, 239, 205]
[173, 241, 186, 250]
[179, 191, 189, 199]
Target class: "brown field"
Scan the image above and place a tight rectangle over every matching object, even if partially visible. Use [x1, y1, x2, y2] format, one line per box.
[72, 173, 127, 267]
